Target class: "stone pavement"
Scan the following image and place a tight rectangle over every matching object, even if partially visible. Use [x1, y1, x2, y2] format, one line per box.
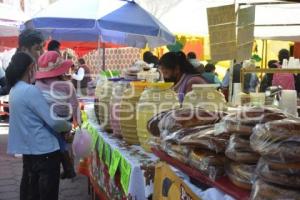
[0, 122, 91, 200]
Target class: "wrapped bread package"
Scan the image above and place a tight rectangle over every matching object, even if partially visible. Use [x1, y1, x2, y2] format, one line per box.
[216, 107, 288, 136]
[164, 125, 229, 153]
[163, 144, 191, 164]
[250, 179, 300, 200]
[158, 107, 224, 139]
[225, 134, 259, 164]
[147, 110, 171, 137]
[250, 119, 300, 163]
[225, 162, 256, 190]
[256, 158, 300, 189]
[189, 150, 225, 180]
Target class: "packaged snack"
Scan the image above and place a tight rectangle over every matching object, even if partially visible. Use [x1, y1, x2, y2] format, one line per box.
[164, 125, 228, 153]
[250, 179, 300, 200]
[158, 107, 224, 139]
[225, 134, 259, 164]
[256, 158, 300, 189]
[217, 107, 287, 136]
[189, 149, 225, 180]
[250, 119, 300, 163]
[225, 161, 256, 190]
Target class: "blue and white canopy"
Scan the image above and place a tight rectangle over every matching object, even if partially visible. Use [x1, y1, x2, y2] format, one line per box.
[25, 0, 175, 48]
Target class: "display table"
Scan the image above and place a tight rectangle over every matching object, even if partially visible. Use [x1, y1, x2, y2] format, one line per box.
[152, 148, 250, 200]
[82, 105, 159, 200]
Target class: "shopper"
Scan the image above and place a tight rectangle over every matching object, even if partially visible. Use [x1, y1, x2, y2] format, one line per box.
[47, 40, 61, 54]
[159, 51, 207, 102]
[243, 60, 259, 93]
[35, 51, 79, 179]
[71, 58, 92, 96]
[259, 60, 277, 92]
[143, 51, 159, 67]
[187, 52, 204, 74]
[1, 29, 44, 95]
[202, 63, 222, 85]
[6, 52, 72, 200]
[272, 49, 295, 90]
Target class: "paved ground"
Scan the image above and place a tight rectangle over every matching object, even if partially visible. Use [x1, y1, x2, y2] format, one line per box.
[0, 122, 90, 200]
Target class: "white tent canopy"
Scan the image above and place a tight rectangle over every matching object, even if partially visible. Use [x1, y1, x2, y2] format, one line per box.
[138, 0, 300, 41]
[0, 3, 28, 37]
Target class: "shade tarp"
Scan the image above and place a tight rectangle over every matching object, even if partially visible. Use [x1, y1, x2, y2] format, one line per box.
[138, 0, 300, 41]
[25, 0, 175, 48]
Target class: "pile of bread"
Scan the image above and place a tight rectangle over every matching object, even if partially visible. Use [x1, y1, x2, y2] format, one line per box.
[147, 106, 300, 199]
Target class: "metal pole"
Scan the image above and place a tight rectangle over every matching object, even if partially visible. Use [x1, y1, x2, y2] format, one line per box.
[102, 43, 106, 71]
[228, 60, 234, 103]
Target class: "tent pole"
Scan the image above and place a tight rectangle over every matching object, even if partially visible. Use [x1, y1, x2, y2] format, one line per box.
[261, 40, 265, 68]
[103, 43, 106, 71]
[265, 40, 268, 69]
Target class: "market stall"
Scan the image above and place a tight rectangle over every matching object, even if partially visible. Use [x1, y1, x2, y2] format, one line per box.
[82, 104, 158, 199]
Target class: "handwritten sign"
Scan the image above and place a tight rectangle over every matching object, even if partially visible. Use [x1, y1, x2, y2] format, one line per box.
[104, 143, 111, 167]
[237, 6, 255, 62]
[207, 4, 236, 61]
[120, 158, 132, 195]
[109, 150, 121, 178]
[98, 136, 104, 161]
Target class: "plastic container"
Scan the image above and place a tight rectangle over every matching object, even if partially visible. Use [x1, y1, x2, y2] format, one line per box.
[182, 84, 227, 111]
[109, 80, 131, 137]
[96, 78, 122, 132]
[137, 82, 179, 151]
[119, 81, 149, 144]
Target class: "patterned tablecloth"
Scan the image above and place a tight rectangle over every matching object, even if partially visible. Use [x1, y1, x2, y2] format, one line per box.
[84, 104, 158, 200]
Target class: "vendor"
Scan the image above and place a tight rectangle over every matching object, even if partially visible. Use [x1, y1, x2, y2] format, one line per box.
[71, 58, 92, 96]
[158, 51, 207, 102]
[272, 49, 295, 90]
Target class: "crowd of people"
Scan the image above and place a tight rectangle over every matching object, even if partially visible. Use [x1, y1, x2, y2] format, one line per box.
[150, 48, 299, 102]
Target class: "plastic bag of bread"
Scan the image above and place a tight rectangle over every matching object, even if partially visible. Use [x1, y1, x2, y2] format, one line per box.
[164, 125, 229, 153]
[225, 161, 256, 190]
[250, 179, 300, 200]
[216, 107, 287, 136]
[256, 158, 300, 189]
[189, 149, 225, 180]
[250, 119, 300, 163]
[162, 144, 191, 164]
[147, 110, 170, 137]
[158, 107, 224, 139]
[225, 134, 260, 163]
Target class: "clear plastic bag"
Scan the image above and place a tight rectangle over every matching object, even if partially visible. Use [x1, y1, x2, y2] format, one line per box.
[256, 158, 300, 189]
[189, 150, 225, 180]
[164, 125, 229, 154]
[225, 161, 256, 190]
[162, 144, 191, 164]
[158, 107, 224, 139]
[250, 179, 300, 200]
[225, 134, 259, 164]
[72, 128, 92, 159]
[147, 110, 171, 137]
[217, 107, 287, 136]
[250, 119, 300, 163]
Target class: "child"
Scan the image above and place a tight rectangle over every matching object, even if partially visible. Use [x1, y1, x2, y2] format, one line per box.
[35, 51, 80, 179]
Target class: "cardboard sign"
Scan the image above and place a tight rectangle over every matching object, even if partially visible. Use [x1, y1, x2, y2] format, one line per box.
[109, 150, 121, 178]
[153, 163, 202, 200]
[236, 6, 255, 62]
[207, 4, 236, 26]
[120, 158, 132, 195]
[207, 4, 236, 61]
